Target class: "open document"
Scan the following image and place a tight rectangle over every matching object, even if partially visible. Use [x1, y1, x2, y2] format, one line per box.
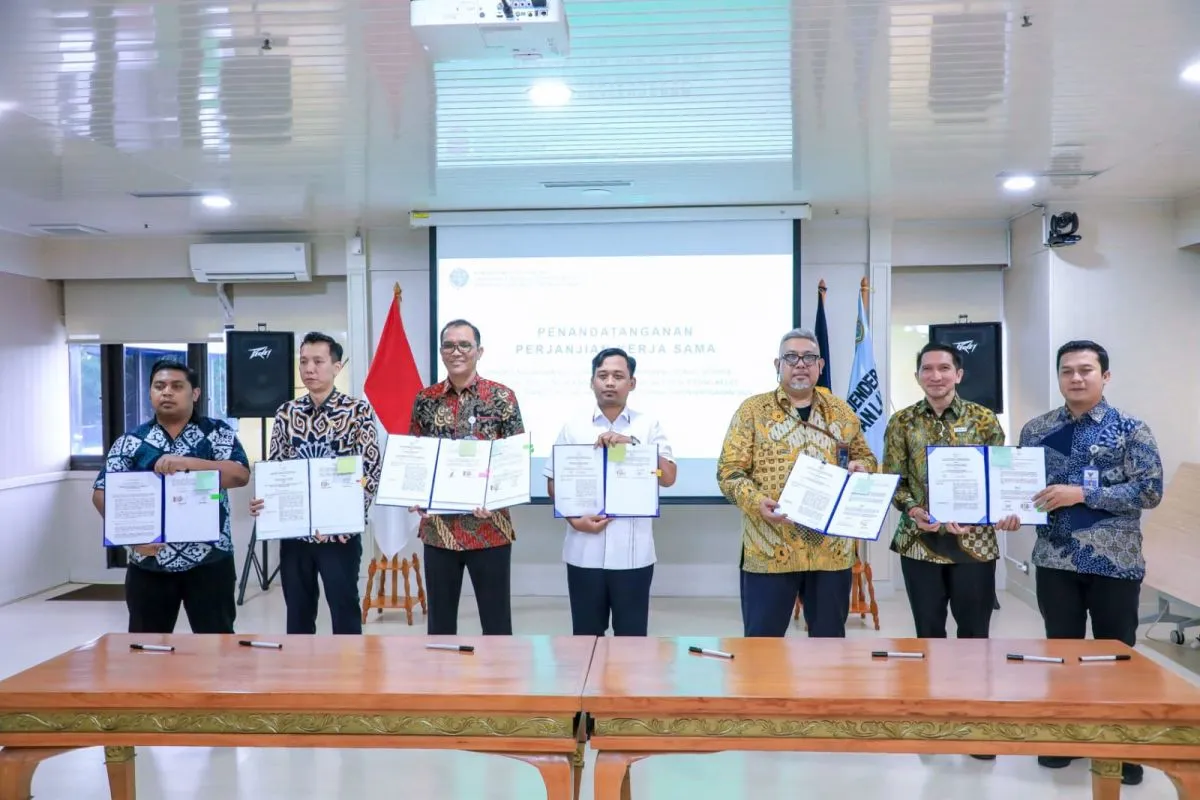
[776, 453, 899, 540]
[927, 445, 1047, 525]
[103, 470, 221, 546]
[376, 433, 532, 513]
[255, 456, 365, 541]
[551, 443, 661, 519]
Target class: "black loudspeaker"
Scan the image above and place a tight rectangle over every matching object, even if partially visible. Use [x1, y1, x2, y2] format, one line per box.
[928, 322, 1004, 413]
[226, 330, 295, 419]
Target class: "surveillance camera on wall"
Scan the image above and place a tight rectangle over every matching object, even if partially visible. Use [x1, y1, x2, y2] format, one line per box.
[1046, 211, 1082, 248]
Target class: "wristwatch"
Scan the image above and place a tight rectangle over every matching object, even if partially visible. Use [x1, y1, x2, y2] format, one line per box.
[629, 436, 641, 445]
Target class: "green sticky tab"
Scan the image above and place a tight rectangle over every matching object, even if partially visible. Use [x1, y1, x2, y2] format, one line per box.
[194, 472, 217, 490]
[609, 443, 627, 463]
[991, 448, 1013, 468]
[458, 440, 478, 457]
[336, 457, 357, 475]
[209, 493, 221, 500]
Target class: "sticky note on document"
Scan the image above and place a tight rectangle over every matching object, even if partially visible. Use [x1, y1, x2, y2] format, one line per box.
[609, 444, 627, 463]
[336, 456, 358, 475]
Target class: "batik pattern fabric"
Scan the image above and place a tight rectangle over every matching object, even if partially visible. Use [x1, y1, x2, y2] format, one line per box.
[409, 375, 525, 551]
[95, 416, 248, 572]
[267, 389, 383, 544]
[884, 395, 1006, 564]
[717, 387, 878, 574]
[1018, 398, 1163, 580]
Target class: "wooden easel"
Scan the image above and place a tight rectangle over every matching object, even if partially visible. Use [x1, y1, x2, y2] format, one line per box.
[361, 553, 428, 626]
[793, 276, 881, 631]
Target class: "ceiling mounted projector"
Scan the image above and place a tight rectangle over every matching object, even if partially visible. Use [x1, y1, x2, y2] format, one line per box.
[410, 0, 570, 62]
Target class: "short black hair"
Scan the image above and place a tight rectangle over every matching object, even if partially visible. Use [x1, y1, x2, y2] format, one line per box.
[916, 342, 962, 371]
[592, 347, 637, 377]
[1057, 339, 1109, 372]
[440, 319, 481, 346]
[301, 331, 344, 362]
[148, 359, 199, 389]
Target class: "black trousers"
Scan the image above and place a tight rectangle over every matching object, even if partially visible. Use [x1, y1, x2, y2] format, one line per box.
[1036, 566, 1141, 646]
[424, 543, 513, 635]
[901, 557, 996, 639]
[566, 564, 654, 636]
[126, 555, 236, 634]
[280, 537, 363, 635]
[742, 568, 852, 637]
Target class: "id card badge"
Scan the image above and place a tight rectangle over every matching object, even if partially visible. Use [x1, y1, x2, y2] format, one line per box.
[836, 445, 849, 469]
[1083, 467, 1100, 492]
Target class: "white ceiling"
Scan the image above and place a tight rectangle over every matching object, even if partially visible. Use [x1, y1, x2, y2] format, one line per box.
[0, 0, 1198, 236]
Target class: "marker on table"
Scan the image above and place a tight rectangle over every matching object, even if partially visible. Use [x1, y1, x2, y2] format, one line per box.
[1006, 653, 1064, 664]
[1079, 654, 1132, 663]
[870, 651, 924, 659]
[426, 644, 475, 653]
[238, 640, 283, 650]
[688, 646, 734, 660]
[129, 643, 174, 653]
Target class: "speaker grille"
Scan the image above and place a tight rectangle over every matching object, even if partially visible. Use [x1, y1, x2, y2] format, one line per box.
[225, 331, 296, 419]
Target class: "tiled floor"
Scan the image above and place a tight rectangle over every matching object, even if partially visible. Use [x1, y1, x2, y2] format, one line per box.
[3, 583, 1197, 799]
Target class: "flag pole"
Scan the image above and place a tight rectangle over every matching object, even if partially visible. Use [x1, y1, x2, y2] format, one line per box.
[860, 276, 869, 314]
[393, 282, 402, 301]
[818, 278, 826, 294]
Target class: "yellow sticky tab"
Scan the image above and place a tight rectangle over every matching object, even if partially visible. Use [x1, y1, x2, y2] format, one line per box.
[654, 469, 663, 477]
[194, 472, 217, 491]
[609, 443, 627, 462]
[336, 457, 357, 475]
[458, 440, 478, 457]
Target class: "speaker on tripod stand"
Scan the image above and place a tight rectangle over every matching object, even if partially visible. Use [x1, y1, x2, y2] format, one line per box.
[225, 329, 295, 606]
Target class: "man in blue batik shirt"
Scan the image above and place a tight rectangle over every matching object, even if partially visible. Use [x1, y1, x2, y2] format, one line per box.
[92, 360, 251, 634]
[1019, 340, 1163, 786]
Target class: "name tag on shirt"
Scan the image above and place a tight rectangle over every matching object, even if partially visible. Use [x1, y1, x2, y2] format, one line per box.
[1083, 467, 1100, 491]
[954, 427, 968, 433]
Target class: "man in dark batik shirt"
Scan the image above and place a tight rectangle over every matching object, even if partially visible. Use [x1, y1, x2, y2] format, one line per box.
[409, 319, 525, 635]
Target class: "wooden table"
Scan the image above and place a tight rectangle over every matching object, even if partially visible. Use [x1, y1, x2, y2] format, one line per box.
[583, 636, 1200, 800]
[0, 633, 595, 800]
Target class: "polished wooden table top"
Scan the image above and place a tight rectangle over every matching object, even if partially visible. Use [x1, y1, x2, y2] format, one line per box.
[583, 637, 1200, 721]
[0, 634, 596, 714]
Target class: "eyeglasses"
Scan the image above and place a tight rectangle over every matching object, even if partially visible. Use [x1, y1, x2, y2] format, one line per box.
[440, 342, 476, 354]
[780, 353, 820, 367]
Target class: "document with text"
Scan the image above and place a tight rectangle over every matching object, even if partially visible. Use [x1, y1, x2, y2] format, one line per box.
[926, 445, 1047, 525]
[551, 443, 661, 518]
[103, 470, 221, 546]
[776, 453, 898, 540]
[376, 434, 532, 513]
[254, 456, 365, 540]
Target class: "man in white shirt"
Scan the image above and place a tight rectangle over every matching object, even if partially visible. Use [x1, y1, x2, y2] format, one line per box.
[545, 347, 678, 636]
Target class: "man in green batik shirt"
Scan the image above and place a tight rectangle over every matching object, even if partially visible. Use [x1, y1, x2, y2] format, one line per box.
[884, 343, 1021, 648]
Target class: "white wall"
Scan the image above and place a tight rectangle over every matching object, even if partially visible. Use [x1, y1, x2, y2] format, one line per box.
[0, 271, 72, 603]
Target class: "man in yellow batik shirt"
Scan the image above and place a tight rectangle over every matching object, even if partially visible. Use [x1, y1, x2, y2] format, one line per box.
[718, 328, 877, 638]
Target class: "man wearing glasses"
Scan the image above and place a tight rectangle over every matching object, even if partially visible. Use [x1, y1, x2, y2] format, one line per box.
[718, 328, 876, 638]
[408, 319, 525, 635]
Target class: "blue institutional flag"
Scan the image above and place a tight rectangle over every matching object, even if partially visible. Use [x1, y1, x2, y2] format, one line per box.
[847, 293, 885, 460]
[814, 284, 832, 390]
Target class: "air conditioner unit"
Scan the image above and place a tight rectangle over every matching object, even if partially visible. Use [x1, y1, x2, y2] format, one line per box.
[189, 242, 312, 283]
[410, 0, 569, 61]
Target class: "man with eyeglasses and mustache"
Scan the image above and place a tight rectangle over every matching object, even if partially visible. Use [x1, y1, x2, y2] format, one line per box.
[408, 319, 526, 635]
[718, 328, 876, 638]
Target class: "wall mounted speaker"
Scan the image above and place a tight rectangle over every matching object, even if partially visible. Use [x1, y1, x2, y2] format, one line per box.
[225, 330, 295, 419]
[928, 322, 1004, 413]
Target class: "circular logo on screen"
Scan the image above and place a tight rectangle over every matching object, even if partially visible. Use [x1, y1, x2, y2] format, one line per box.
[449, 268, 470, 288]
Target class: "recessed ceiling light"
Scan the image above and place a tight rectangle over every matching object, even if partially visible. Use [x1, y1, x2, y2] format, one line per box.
[1002, 175, 1037, 192]
[201, 194, 232, 210]
[528, 81, 572, 107]
[1182, 62, 1200, 84]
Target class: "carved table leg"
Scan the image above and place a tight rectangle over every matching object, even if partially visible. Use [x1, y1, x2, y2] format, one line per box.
[104, 746, 136, 800]
[503, 754, 574, 800]
[594, 752, 636, 800]
[1141, 760, 1200, 799]
[570, 741, 586, 800]
[0, 747, 76, 800]
[1090, 759, 1123, 800]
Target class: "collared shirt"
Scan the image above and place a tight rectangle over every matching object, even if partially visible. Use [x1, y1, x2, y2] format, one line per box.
[409, 374, 525, 550]
[95, 416, 249, 572]
[883, 394, 1007, 564]
[1018, 398, 1163, 580]
[544, 406, 675, 570]
[717, 386, 878, 574]
[267, 389, 383, 544]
